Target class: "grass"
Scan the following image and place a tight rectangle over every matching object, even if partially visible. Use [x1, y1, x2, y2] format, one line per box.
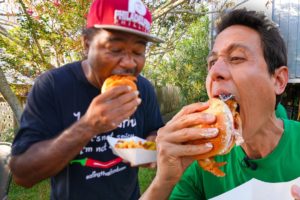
[7, 168, 156, 199]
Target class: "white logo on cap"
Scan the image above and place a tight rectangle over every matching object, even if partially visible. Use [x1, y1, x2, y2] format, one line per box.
[128, 0, 147, 16]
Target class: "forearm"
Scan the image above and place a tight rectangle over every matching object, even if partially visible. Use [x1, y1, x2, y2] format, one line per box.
[9, 117, 96, 187]
[140, 176, 176, 200]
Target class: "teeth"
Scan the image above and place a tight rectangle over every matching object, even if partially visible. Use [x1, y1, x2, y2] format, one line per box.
[219, 94, 234, 102]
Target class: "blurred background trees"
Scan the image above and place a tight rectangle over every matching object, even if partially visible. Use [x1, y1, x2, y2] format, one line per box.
[0, 0, 238, 135]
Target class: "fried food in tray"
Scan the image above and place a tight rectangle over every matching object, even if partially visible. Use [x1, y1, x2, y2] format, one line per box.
[115, 140, 156, 150]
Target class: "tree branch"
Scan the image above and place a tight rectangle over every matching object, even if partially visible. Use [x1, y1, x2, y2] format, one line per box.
[152, 0, 186, 21]
[17, 0, 55, 70]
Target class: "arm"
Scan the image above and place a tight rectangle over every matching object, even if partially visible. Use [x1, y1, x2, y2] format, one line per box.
[9, 86, 140, 188]
[141, 102, 218, 199]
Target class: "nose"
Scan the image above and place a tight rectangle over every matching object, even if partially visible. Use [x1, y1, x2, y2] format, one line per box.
[119, 53, 137, 71]
[208, 58, 231, 81]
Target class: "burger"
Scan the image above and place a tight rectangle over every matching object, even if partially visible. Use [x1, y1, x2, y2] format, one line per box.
[101, 75, 137, 93]
[189, 97, 243, 177]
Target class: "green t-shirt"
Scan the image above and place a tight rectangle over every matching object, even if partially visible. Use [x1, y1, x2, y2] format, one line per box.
[275, 103, 288, 119]
[170, 119, 300, 199]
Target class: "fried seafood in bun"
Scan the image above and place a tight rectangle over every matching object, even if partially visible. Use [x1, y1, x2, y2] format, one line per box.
[189, 97, 243, 177]
[101, 75, 137, 93]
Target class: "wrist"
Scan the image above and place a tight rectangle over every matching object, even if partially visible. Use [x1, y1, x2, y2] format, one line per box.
[141, 176, 176, 200]
[76, 116, 99, 138]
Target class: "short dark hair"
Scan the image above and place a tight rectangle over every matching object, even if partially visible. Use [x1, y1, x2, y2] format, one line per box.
[216, 9, 287, 106]
[82, 27, 102, 43]
[216, 9, 287, 75]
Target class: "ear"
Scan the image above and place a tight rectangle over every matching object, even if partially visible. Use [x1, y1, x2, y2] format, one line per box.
[81, 35, 90, 57]
[273, 66, 289, 95]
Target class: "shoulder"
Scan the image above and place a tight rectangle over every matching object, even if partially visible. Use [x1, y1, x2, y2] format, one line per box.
[283, 119, 300, 133]
[137, 75, 155, 89]
[33, 61, 82, 90]
[136, 75, 156, 98]
[38, 61, 81, 81]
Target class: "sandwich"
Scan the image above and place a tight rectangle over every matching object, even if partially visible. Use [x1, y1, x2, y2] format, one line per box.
[189, 97, 243, 177]
[101, 75, 137, 93]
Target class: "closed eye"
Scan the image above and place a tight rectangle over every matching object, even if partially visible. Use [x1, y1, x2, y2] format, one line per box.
[133, 51, 145, 56]
[230, 57, 245, 63]
[110, 48, 122, 53]
[207, 59, 217, 69]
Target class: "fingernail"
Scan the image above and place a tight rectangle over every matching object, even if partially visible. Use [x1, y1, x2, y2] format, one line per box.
[202, 113, 215, 121]
[134, 91, 139, 96]
[137, 98, 142, 104]
[199, 102, 209, 106]
[127, 86, 132, 91]
[204, 128, 219, 136]
[205, 143, 213, 148]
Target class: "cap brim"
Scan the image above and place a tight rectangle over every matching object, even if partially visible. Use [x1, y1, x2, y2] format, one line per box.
[94, 24, 164, 43]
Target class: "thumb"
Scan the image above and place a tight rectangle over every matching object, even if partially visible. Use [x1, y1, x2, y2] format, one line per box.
[291, 185, 300, 199]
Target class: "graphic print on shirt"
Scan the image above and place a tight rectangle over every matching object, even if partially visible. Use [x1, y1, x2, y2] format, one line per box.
[70, 116, 138, 181]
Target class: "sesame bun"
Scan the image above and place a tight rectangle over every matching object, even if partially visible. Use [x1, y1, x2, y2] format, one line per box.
[101, 75, 137, 93]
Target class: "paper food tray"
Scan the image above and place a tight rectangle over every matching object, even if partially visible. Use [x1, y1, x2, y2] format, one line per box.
[107, 136, 157, 166]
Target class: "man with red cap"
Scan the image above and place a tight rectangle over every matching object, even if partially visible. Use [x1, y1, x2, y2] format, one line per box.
[9, 0, 166, 199]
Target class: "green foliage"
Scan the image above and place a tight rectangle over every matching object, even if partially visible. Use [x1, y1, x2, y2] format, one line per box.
[0, 128, 15, 143]
[8, 179, 50, 200]
[0, 0, 91, 78]
[139, 168, 156, 193]
[144, 15, 210, 105]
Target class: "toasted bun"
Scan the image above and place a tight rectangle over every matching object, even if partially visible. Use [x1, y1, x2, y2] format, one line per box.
[189, 98, 241, 160]
[101, 75, 137, 93]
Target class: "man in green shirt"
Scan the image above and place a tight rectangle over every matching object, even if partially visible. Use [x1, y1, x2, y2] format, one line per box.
[141, 9, 300, 200]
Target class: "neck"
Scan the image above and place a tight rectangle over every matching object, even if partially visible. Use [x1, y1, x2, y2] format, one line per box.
[81, 60, 103, 89]
[241, 116, 284, 159]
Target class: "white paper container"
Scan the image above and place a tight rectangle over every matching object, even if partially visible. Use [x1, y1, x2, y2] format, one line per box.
[210, 177, 300, 200]
[107, 136, 157, 166]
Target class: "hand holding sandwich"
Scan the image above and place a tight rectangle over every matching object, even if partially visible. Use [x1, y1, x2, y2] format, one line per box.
[82, 75, 141, 136]
[141, 102, 219, 199]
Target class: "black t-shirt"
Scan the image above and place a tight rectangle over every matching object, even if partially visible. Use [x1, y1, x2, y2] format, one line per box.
[12, 61, 164, 200]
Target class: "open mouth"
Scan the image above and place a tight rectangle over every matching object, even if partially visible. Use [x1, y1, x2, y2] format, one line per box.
[218, 94, 240, 114]
[219, 94, 234, 102]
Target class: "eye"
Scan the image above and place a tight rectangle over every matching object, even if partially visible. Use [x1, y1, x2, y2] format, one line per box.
[110, 48, 122, 53]
[207, 59, 217, 69]
[133, 51, 145, 56]
[230, 56, 245, 63]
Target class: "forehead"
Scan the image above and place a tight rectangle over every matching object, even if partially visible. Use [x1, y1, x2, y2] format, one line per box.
[92, 29, 148, 45]
[212, 25, 262, 55]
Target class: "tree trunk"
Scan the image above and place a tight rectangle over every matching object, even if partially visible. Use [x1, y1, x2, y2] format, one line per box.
[0, 67, 23, 129]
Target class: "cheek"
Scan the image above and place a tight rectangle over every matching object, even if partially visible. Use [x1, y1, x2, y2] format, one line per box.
[135, 57, 146, 73]
[205, 76, 212, 97]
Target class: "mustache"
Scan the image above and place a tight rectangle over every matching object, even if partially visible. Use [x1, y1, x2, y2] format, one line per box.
[111, 68, 137, 75]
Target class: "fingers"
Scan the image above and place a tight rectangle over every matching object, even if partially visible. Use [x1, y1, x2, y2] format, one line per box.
[157, 142, 213, 158]
[98, 86, 140, 105]
[291, 185, 300, 199]
[169, 102, 209, 123]
[166, 112, 216, 132]
[83, 86, 142, 134]
[161, 127, 218, 143]
[96, 86, 141, 121]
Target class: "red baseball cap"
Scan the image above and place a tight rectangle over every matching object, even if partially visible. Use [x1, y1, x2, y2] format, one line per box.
[86, 0, 163, 43]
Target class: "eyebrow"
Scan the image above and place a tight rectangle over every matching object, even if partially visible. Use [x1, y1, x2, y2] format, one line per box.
[207, 43, 251, 60]
[108, 36, 147, 46]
